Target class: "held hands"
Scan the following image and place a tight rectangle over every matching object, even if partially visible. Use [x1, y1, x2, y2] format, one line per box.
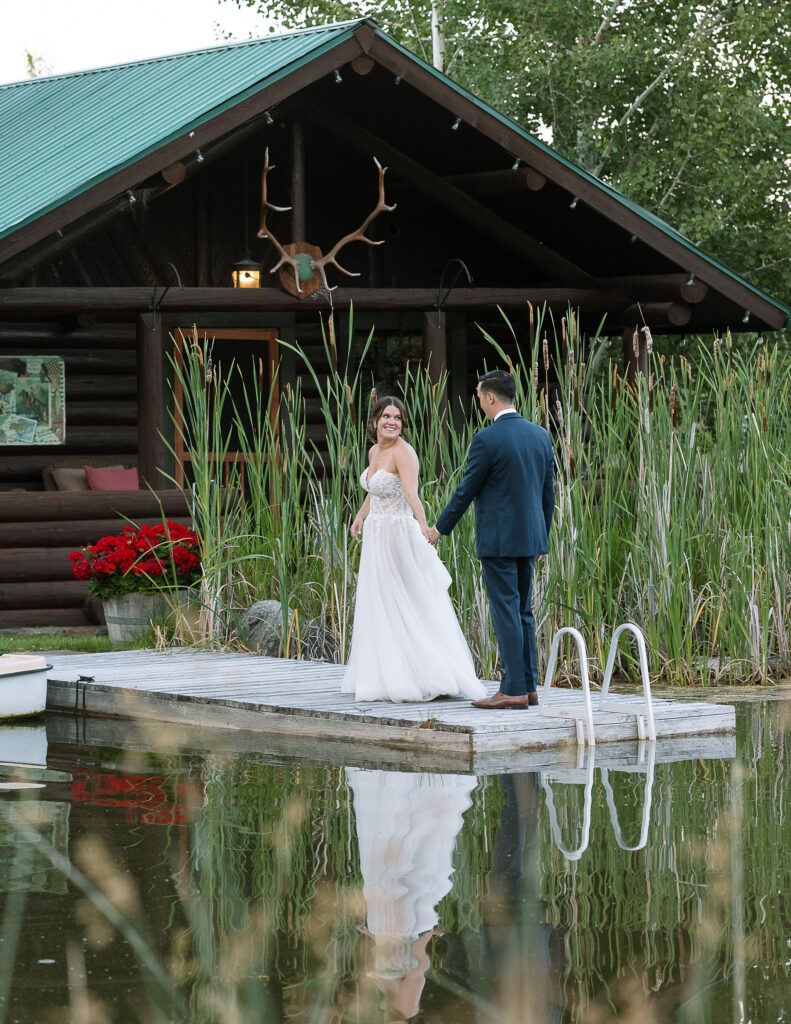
[425, 525, 441, 547]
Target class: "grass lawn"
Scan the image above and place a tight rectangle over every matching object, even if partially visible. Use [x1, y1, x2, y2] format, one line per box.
[0, 633, 153, 654]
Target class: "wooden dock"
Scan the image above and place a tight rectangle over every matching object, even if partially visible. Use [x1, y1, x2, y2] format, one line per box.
[45, 649, 736, 772]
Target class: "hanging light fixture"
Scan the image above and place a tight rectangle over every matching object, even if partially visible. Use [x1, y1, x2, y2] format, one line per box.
[231, 146, 262, 288]
[231, 257, 262, 288]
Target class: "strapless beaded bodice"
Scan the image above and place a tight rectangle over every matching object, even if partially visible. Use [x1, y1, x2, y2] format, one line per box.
[361, 469, 413, 519]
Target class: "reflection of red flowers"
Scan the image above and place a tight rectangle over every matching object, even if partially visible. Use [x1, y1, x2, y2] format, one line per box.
[70, 771, 201, 826]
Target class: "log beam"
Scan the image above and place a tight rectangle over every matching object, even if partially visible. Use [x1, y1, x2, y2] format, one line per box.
[596, 273, 709, 304]
[443, 167, 546, 195]
[0, 285, 669, 314]
[302, 102, 597, 288]
[0, 490, 188, 522]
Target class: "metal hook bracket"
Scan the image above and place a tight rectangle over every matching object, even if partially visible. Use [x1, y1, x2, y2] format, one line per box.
[150, 262, 185, 325]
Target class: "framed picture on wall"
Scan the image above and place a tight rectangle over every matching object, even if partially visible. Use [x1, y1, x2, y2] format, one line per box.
[0, 355, 65, 445]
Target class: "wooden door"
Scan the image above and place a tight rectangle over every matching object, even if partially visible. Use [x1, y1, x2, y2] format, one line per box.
[172, 327, 280, 488]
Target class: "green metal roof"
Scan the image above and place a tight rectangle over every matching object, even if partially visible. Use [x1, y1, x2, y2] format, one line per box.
[0, 21, 362, 241]
[1, 18, 787, 322]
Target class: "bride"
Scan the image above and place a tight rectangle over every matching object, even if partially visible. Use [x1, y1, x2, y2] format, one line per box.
[342, 396, 486, 702]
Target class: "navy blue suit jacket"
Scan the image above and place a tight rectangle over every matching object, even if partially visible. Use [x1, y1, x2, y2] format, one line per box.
[435, 412, 555, 558]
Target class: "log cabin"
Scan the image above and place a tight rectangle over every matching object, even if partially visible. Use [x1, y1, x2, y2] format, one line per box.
[1, 19, 788, 628]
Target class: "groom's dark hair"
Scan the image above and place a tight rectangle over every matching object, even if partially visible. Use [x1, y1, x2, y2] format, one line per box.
[478, 369, 516, 403]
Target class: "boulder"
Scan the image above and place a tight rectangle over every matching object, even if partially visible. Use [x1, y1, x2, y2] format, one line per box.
[238, 599, 290, 656]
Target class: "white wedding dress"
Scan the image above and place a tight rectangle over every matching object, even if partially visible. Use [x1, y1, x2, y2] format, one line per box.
[342, 468, 486, 702]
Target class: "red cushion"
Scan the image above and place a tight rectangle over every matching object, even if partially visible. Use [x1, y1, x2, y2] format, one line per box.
[84, 466, 139, 491]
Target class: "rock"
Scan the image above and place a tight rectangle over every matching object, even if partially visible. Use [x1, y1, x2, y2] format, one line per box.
[238, 599, 290, 656]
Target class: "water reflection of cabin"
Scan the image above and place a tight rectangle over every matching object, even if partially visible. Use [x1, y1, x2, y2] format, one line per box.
[1, 20, 789, 628]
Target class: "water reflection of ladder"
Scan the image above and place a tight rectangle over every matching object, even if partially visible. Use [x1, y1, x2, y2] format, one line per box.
[540, 741, 658, 860]
[539, 623, 657, 746]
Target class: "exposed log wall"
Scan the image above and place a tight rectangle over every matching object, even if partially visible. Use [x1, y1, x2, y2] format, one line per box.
[0, 490, 190, 628]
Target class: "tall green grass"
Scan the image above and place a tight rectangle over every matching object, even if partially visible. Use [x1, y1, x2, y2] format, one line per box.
[171, 309, 791, 684]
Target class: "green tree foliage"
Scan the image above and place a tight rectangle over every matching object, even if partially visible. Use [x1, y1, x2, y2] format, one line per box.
[221, 0, 791, 301]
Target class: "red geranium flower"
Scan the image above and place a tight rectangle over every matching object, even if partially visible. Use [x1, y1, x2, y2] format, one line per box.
[69, 522, 201, 598]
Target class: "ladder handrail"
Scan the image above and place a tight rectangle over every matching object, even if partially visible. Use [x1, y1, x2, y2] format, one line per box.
[541, 626, 596, 746]
[599, 623, 657, 742]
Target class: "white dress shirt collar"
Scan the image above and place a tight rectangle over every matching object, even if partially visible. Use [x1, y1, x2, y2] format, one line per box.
[494, 408, 518, 421]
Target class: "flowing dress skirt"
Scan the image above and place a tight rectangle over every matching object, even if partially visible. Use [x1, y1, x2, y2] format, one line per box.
[342, 514, 486, 702]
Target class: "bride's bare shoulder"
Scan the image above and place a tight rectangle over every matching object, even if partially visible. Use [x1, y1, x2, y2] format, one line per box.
[395, 439, 419, 464]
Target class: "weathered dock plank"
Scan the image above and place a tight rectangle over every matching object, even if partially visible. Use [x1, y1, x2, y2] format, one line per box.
[45, 648, 736, 765]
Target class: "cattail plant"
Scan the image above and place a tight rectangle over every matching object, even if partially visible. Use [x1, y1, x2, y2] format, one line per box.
[168, 311, 790, 684]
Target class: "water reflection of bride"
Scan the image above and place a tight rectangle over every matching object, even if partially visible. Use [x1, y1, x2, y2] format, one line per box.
[346, 767, 476, 1022]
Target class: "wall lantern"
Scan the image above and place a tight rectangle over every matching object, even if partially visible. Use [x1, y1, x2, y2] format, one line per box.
[231, 257, 262, 288]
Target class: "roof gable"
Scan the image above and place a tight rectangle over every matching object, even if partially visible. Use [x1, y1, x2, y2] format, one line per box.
[0, 19, 787, 327]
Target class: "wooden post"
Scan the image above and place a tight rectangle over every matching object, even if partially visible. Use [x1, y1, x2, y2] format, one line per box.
[291, 115, 306, 242]
[422, 310, 448, 429]
[136, 312, 166, 489]
[196, 175, 210, 286]
[447, 314, 468, 429]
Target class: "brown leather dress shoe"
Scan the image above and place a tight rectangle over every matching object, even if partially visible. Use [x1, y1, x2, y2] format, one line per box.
[527, 692, 539, 706]
[472, 691, 532, 709]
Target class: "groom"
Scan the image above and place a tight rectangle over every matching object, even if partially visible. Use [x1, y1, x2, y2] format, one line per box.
[427, 369, 555, 708]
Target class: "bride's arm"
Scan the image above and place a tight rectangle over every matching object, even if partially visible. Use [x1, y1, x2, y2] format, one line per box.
[350, 493, 370, 540]
[394, 446, 431, 536]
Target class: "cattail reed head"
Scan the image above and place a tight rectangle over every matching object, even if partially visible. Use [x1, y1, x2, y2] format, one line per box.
[554, 399, 564, 430]
[533, 363, 539, 393]
[345, 383, 357, 427]
[633, 328, 639, 359]
[191, 338, 204, 366]
[370, 386, 378, 407]
[669, 384, 677, 427]
[561, 317, 567, 344]
[642, 325, 653, 355]
[565, 439, 576, 478]
[713, 336, 720, 363]
[542, 336, 549, 373]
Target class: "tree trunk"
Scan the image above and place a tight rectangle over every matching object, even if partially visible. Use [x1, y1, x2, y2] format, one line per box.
[431, 1, 446, 72]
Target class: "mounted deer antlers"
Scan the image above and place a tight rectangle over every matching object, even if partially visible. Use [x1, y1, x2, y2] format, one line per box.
[310, 158, 396, 291]
[257, 148, 303, 293]
[256, 149, 396, 298]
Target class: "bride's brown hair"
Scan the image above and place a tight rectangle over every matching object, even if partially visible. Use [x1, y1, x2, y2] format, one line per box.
[367, 396, 410, 443]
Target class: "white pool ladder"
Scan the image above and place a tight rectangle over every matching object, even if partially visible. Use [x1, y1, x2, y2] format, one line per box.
[540, 622, 656, 746]
[599, 622, 657, 742]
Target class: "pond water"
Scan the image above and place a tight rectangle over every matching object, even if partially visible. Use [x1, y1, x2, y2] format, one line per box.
[0, 702, 789, 1024]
